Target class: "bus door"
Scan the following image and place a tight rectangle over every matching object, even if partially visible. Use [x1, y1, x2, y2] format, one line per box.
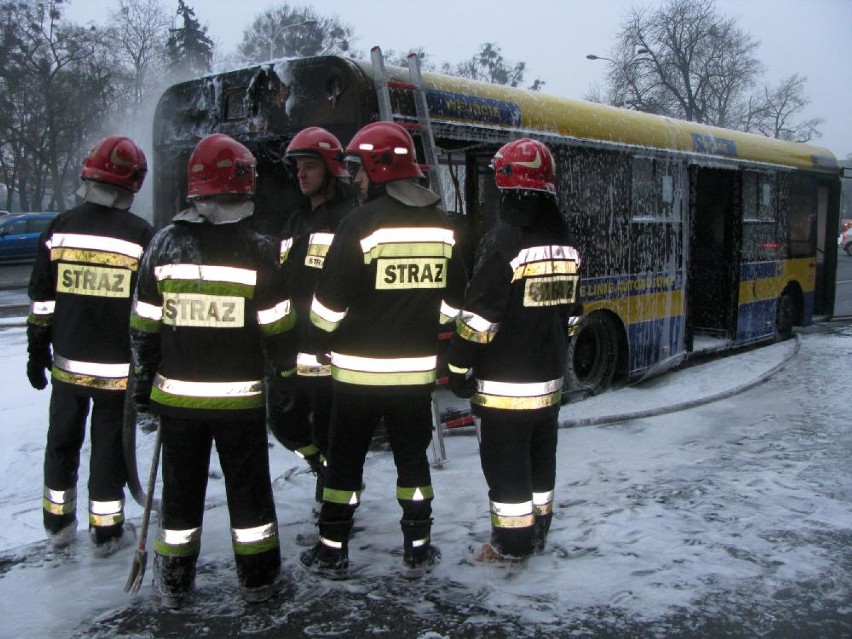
[687, 167, 741, 348]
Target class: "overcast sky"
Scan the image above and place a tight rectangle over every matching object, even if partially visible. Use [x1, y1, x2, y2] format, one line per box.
[64, 0, 852, 160]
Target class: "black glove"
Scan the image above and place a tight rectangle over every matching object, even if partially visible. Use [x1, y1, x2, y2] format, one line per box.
[315, 351, 331, 366]
[26, 354, 51, 390]
[448, 368, 476, 399]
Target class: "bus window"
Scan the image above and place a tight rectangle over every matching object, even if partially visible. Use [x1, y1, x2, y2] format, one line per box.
[558, 146, 630, 278]
[788, 175, 817, 257]
[629, 158, 684, 272]
[742, 171, 781, 262]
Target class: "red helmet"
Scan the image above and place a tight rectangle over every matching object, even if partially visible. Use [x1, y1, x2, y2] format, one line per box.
[187, 134, 256, 199]
[344, 121, 423, 184]
[285, 127, 348, 178]
[492, 138, 556, 195]
[81, 136, 147, 192]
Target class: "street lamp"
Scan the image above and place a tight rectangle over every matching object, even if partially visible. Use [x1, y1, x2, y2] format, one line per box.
[268, 19, 317, 60]
[586, 48, 649, 64]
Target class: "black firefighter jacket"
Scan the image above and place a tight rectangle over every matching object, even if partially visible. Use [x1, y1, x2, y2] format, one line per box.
[448, 193, 583, 421]
[309, 180, 468, 395]
[27, 201, 154, 397]
[130, 218, 297, 421]
[281, 197, 355, 377]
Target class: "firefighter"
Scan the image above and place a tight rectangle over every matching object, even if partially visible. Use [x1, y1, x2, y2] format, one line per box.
[129, 133, 297, 607]
[26, 135, 153, 556]
[446, 138, 583, 561]
[268, 127, 359, 537]
[300, 121, 467, 579]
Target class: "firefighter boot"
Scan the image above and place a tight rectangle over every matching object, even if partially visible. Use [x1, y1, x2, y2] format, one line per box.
[237, 546, 283, 604]
[533, 512, 553, 554]
[153, 552, 197, 609]
[400, 518, 441, 579]
[299, 520, 352, 580]
[91, 521, 136, 558]
[45, 517, 77, 551]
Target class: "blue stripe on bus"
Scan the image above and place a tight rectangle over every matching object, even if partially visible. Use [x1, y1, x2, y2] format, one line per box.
[625, 315, 684, 374]
[739, 261, 781, 281]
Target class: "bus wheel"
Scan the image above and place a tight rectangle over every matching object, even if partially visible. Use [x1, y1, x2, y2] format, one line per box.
[774, 293, 794, 341]
[567, 313, 618, 396]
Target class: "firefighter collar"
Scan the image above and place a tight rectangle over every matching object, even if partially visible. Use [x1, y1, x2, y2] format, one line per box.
[386, 179, 441, 208]
[77, 181, 134, 210]
[173, 199, 254, 224]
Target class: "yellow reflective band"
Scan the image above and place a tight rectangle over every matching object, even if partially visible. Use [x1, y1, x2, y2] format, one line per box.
[310, 296, 347, 332]
[296, 443, 320, 458]
[51, 248, 140, 270]
[509, 245, 581, 272]
[297, 352, 331, 376]
[133, 299, 163, 321]
[43, 485, 76, 515]
[162, 292, 245, 328]
[474, 378, 563, 410]
[89, 499, 124, 527]
[511, 259, 579, 282]
[29, 300, 56, 316]
[523, 275, 578, 307]
[360, 227, 455, 262]
[279, 237, 293, 264]
[257, 299, 293, 326]
[323, 488, 361, 506]
[231, 522, 276, 544]
[305, 232, 334, 269]
[396, 485, 434, 501]
[154, 263, 257, 287]
[456, 311, 499, 344]
[48, 232, 145, 260]
[56, 263, 132, 298]
[447, 363, 469, 374]
[491, 512, 536, 528]
[154, 374, 262, 398]
[491, 499, 535, 529]
[52, 368, 127, 391]
[54, 354, 129, 379]
[376, 257, 448, 290]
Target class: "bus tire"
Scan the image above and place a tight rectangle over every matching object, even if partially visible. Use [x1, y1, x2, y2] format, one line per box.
[774, 293, 795, 342]
[566, 313, 618, 396]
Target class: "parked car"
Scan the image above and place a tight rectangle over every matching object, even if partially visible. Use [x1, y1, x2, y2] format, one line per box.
[0, 212, 57, 262]
[840, 227, 852, 257]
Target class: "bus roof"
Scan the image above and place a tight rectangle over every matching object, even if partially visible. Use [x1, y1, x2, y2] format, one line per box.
[351, 58, 838, 174]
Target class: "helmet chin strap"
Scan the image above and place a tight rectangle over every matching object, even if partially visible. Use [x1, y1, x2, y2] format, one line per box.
[78, 181, 134, 210]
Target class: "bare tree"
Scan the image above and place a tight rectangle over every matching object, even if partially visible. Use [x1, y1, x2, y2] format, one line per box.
[0, 0, 115, 211]
[108, 0, 170, 108]
[741, 74, 823, 142]
[451, 43, 544, 92]
[592, 0, 762, 125]
[236, 4, 354, 63]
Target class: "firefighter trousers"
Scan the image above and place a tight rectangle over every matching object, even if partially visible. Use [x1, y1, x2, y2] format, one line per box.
[268, 374, 333, 460]
[478, 412, 558, 557]
[319, 389, 435, 538]
[156, 415, 280, 591]
[43, 387, 126, 538]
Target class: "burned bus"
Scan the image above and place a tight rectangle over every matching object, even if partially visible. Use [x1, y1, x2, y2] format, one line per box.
[152, 53, 841, 395]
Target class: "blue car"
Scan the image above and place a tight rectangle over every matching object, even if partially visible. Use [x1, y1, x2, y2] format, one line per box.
[0, 212, 57, 262]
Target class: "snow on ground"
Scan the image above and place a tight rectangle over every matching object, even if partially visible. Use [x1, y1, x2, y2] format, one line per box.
[0, 323, 850, 638]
